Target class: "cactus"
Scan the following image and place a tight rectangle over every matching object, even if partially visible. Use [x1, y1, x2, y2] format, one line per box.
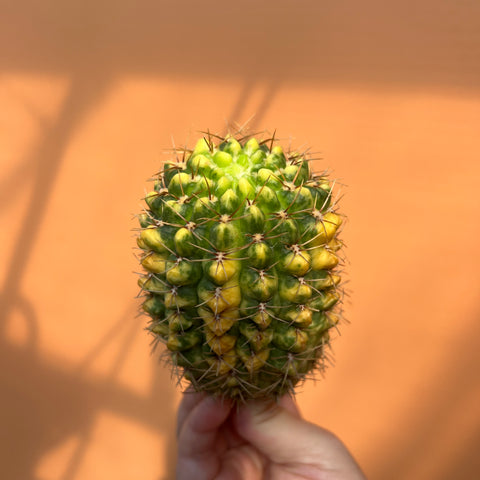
[136, 131, 344, 401]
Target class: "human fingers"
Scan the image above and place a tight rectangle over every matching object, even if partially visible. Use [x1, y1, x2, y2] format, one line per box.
[177, 394, 233, 458]
[177, 395, 234, 480]
[177, 389, 206, 438]
[219, 394, 301, 449]
[176, 392, 299, 453]
[234, 400, 366, 479]
[277, 393, 301, 418]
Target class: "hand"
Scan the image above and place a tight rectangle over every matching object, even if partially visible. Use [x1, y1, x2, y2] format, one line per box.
[176, 391, 366, 479]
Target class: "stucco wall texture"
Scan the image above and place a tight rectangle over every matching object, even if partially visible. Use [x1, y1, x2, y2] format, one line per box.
[1, 2, 479, 479]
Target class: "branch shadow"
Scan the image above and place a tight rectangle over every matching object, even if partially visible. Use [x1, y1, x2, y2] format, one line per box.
[0, 72, 177, 479]
[0, 317, 177, 480]
[0, 72, 113, 322]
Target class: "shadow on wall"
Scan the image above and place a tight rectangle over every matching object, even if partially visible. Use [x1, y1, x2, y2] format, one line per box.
[0, 304, 178, 480]
[1, 0, 479, 92]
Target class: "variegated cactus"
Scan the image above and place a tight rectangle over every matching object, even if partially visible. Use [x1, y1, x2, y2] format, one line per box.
[136, 132, 344, 401]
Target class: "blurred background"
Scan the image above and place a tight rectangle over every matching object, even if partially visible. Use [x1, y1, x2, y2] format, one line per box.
[1, 1, 479, 479]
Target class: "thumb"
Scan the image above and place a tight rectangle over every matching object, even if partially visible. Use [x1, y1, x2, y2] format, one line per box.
[233, 397, 365, 478]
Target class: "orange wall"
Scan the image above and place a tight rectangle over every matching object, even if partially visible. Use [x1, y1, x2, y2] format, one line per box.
[1, 2, 480, 479]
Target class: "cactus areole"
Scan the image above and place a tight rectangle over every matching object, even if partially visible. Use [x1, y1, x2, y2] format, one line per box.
[136, 132, 344, 401]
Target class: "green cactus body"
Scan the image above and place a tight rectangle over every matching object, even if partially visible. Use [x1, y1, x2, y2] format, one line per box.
[136, 133, 344, 401]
